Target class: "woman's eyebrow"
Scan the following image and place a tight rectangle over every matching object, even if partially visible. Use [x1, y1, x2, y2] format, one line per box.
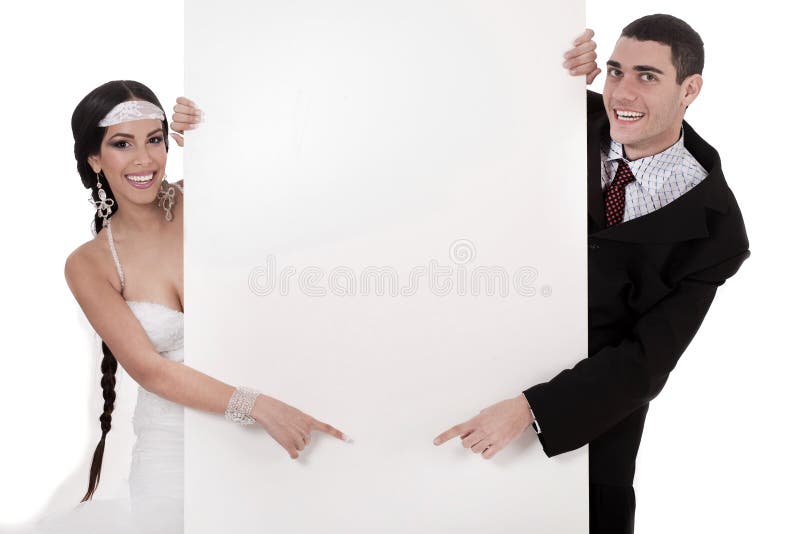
[108, 128, 163, 140]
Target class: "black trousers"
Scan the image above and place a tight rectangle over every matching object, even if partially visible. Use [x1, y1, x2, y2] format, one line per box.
[590, 483, 636, 534]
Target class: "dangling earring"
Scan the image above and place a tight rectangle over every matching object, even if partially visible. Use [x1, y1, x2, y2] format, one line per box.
[156, 174, 176, 222]
[89, 172, 115, 227]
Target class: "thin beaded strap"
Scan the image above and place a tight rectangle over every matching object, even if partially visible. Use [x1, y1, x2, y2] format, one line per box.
[105, 220, 125, 291]
[105, 181, 181, 292]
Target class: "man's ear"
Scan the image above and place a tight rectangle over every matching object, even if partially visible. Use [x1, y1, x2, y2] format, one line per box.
[681, 74, 703, 110]
[87, 154, 101, 174]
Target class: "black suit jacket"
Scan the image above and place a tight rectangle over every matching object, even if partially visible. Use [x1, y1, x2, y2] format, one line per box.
[523, 91, 750, 486]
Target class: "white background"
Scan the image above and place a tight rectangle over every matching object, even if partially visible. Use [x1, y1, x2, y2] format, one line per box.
[0, 1, 796, 533]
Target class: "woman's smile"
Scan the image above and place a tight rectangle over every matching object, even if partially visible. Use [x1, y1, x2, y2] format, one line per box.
[125, 172, 156, 189]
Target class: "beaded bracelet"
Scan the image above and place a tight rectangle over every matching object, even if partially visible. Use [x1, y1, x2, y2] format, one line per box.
[224, 387, 261, 425]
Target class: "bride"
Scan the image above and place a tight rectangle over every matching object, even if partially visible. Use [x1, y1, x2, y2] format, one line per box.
[30, 80, 347, 533]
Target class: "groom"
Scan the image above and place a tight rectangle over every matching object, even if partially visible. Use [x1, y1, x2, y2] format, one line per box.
[431, 14, 750, 533]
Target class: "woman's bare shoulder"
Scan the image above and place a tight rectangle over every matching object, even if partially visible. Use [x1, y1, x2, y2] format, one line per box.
[64, 231, 119, 295]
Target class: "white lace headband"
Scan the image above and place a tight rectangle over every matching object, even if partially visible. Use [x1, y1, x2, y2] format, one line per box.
[98, 100, 165, 127]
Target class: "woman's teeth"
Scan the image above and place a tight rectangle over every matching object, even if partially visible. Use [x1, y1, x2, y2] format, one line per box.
[125, 173, 155, 189]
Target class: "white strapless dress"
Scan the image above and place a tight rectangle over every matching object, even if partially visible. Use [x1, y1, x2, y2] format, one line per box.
[31, 301, 184, 534]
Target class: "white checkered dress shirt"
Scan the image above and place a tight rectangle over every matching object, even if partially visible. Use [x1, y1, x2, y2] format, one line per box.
[601, 131, 708, 222]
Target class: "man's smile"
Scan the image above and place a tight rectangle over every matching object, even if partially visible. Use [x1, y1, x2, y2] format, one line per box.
[614, 109, 645, 122]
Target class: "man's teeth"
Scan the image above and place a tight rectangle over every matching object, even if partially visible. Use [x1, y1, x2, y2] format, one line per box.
[127, 173, 154, 183]
[616, 111, 644, 121]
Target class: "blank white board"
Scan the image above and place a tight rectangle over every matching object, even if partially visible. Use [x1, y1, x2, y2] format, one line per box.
[185, 1, 587, 532]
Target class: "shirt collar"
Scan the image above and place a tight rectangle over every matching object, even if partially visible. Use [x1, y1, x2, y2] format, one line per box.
[605, 128, 686, 193]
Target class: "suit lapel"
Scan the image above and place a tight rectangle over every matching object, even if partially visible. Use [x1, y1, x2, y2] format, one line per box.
[587, 109, 606, 231]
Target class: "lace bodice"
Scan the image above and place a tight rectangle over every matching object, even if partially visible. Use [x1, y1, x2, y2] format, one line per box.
[126, 301, 183, 359]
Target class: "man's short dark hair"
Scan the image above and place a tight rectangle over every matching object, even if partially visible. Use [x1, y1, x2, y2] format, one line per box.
[621, 14, 704, 84]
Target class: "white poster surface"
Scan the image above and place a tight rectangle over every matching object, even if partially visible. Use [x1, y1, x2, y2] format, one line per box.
[185, 1, 587, 532]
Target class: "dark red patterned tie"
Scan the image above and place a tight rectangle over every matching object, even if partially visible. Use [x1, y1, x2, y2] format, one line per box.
[604, 161, 636, 227]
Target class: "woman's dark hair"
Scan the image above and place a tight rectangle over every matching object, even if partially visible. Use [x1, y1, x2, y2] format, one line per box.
[70, 80, 169, 502]
[621, 14, 704, 84]
[71, 80, 170, 236]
